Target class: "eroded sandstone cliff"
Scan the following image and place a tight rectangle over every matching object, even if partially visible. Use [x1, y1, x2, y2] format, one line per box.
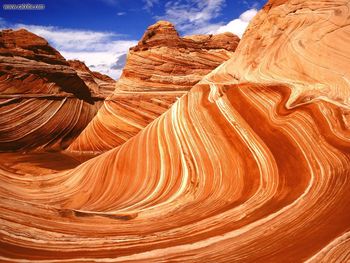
[0, 29, 102, 151]
[117, 20, 239, 92]
[68, 21, 239, 152]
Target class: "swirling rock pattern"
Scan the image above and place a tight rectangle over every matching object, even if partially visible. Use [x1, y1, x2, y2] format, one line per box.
[1, 0, 350, 262]
[0, 29, 104, 151]
[67, 91, 184, 153]
[0, 97, 100, 151]
[68, 21, 239, 152]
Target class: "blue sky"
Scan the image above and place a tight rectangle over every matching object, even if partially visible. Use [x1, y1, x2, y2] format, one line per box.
[1, 0, 267, 78]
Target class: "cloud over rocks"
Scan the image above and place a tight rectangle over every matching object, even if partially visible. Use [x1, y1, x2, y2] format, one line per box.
[155, 0, 258, 37]
[0, 1, 259, 78]
[216, 8, 258, 37]
[156, 0, 225, 35]
[111, 54, 128, 70]
[1, 20, 137, 79]
[15, 24, 137, 79]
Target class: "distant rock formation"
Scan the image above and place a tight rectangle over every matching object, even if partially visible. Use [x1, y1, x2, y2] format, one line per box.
[0, 29, 93, 99]
[67, 21, 240, 152]
[0, 29, 103, 151]
[68, 59, 116, 98]
[116, 20, 239, 92]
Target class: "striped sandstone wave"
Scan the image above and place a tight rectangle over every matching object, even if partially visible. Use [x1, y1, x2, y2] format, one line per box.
[1, 0, 350, 262]
[68, 21, 239, 152]
[0, 29, 107, 151]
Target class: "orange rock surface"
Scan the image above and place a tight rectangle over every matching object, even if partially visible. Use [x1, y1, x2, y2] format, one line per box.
[0, 29, 102, 151]
[117, 20, 239, 92]
[68, 21, 239, 152]
[1, 0, 350, 262]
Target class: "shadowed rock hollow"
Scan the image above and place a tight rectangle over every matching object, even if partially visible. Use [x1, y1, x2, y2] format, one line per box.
[0, 29, 105, 151]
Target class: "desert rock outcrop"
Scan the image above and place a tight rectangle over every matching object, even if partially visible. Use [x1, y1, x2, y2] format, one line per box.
[68, 21, 239, 152]
[1, 0, 350, 261]
[0, 29, 102, 151]
[117, 20, 239, 92]
[68, 59, 116, 98]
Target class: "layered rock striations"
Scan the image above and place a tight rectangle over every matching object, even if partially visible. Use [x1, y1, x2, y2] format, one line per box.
[0, 29, 102, 151]
[68, 21, 239, 152]
[117, 20, 239, 92]
[67, 91, 184, 152]
[1, 0, 350, 262]
[0, 29, 91, 97]
[68, 59, 116, 98]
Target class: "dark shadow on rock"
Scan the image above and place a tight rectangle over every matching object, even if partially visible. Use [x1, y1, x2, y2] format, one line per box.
[29, 70, 95, 104]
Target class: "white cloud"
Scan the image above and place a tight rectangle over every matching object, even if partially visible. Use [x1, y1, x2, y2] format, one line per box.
[215, 8, 258, 37]
[1, 20, 137, 79]
[14, 24, 119, 51]
[117, 12, 126, 16]
[61, 51, 125, 78]
[156, 0, 225, 35]
[143, 0, 159, 10]
[60, 40, 136, 79]
[155, 1, 258, 38]
[0, 5, 259, 78]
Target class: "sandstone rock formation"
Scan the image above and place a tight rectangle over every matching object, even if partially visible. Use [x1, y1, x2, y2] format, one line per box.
[68, 59, 116, 98]
[0, 29, 92, 97]
[1, 0, 350, 262]
[67, 91, 184, 152]
[68, 21, 239, 152]
[0, 29, 102, 151]
[117, 20, 239, 92]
